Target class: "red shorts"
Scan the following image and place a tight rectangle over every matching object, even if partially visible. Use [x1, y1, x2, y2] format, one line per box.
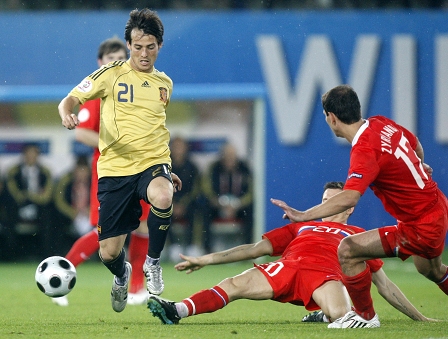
[379, 191, 448, 260]
[255, 259, 341, 311]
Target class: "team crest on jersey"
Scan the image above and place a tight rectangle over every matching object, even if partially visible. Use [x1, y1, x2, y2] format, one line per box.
[159, 87, 168, 103]
[347, 172, 363, 179]
[77, 78, 93, 93]
[97, 224, 101, 234]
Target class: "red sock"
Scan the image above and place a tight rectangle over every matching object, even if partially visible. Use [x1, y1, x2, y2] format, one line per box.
[65, 229, 99, 267]
[342, 266, 375, 320]
[128, 232, 149, 293]
[182, 286, 229, 316]
[437, 267, 448, 295]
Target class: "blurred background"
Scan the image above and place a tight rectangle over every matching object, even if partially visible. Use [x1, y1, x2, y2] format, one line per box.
[1, 1, 447, 262]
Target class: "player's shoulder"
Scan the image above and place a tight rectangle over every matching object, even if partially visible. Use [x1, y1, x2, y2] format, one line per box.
[88, 60, 128, 80]
[153, 68, 173, 87]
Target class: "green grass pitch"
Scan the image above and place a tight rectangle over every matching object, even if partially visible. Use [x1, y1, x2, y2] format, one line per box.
[1, 252, 447, 339]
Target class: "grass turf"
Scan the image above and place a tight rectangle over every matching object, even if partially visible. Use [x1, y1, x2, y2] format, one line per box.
[1, 253, 447, 339]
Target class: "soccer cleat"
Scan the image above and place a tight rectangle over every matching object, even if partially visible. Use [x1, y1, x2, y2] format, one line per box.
[110, 261, 132, 312]
[128, 289, 150, 306]
[143, 263, 164, 295]
[51, 295, 69, 307]
[328, 310, 380, 328]
[147, 295, 181, 325]
[302, 310, 326, 322]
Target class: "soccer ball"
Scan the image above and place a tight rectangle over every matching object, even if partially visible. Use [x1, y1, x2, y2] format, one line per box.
[35, 256, 77, 297]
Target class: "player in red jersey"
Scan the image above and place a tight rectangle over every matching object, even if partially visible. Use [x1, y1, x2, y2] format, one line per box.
[52, 37, 150, 306]
[272, 85, 448, 328]
[147, 182, 431, 325]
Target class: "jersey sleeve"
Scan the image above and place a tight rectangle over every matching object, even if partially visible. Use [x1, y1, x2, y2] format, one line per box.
[344, 147, 380, 195]
[68, 65, 112, 104]
[262, 224, 295, 257]
[366, 258, 384, 272]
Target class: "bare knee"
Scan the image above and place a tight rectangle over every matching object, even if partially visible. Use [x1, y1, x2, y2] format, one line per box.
[99, 242, 122, 262]
[338, 238, 356, 266]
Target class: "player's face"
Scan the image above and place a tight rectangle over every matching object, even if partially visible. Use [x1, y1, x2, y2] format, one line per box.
[99, 50, 127, 66]
[321, 188, 351, 223]
[127, 29, 161, 73]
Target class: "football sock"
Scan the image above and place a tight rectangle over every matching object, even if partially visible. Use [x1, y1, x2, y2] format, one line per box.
[65, 229, 99, 267]
[101, 248, 126, 279]
[342, 266, 375, 320]
[436, 266, 448, 294]
[147, 205, 173, 258]
[128, 231, 149, 293]
[181, 285, 229, 317]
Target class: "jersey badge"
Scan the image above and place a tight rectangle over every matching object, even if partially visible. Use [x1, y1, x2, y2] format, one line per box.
[159, 87, 168, 103]
[347, 172, 363, 180]
[76, 78, 93, 93]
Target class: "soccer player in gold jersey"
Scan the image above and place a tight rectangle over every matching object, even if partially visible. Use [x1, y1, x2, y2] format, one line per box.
[58, 8, 181, 313]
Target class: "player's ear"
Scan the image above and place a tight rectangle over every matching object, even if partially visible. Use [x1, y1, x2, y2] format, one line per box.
[328, 112, 338, 125]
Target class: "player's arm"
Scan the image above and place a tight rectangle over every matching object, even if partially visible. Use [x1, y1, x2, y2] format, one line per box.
[175, 239, 273, 274]
[371, 268, 437, 321]
[271, 189, 361, 222]
[75, 128, 99, 148]
[58, 95, 81, 130]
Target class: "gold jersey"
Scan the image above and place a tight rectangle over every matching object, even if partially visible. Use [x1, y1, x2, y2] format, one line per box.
[69, 60, 173, 178]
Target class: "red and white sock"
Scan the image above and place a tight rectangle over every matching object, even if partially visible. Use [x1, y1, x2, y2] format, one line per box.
[66, 229, 99, 267]
[128, 231, 149, 293]
[177, 286, 229, 318]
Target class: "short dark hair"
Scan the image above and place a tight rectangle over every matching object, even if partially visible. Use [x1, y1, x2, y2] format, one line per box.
[321, 85, 361, 124]
[124, 8, 164, 45]
[323, 181, 344, 192]
[97, 36, 127, 59]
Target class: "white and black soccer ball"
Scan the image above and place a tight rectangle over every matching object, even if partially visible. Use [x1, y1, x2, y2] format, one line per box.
[35, 256, 77, 297]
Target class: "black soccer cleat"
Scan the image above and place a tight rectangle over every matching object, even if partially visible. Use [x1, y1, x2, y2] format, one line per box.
[302, 310, 326, 322]
[147, 295, 181, 325]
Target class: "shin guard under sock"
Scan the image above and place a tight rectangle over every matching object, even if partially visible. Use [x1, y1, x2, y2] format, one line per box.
[181, 286, 229, 316]
[147, 205, 172, 258]
[342, 266, 375, 320]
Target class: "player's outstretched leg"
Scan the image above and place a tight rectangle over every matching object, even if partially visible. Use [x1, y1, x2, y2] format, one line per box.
[328, 310, 380, 328]
[147, 295, 181, 325]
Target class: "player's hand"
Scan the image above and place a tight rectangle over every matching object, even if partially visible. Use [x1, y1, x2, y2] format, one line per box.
[270, 198, 305, 222]
[174, 253, 204, 274]
[61, 113, 79, 130]
[171, 172, 182, 192]
[422, 163, 433, 176]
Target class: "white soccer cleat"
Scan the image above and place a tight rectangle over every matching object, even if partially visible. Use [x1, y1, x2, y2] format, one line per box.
[144, 263, 164, 295]
[51, 295, 69, 307]
[128, 289, 150, 305]
[110, 262, 132, 312]
[328, 310, 380, 328]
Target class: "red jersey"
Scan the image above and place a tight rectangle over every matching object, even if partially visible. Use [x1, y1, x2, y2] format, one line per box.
[264, 221, 383, 273]
[344, 116, 439, 222]
[258, 221, 383, 309]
